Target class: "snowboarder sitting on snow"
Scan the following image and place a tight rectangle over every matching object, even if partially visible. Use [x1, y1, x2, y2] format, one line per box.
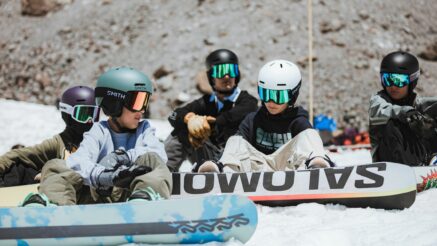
[22, 67, 172, 206]
[165, 49, 258, 172]
[369, 51, 437, 166]
[196, 59, 335, 173]
[0, 86, 99, 187]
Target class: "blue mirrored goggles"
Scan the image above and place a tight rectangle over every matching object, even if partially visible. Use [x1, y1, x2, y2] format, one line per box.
[210, 63, 239, 78]
[380, 71, 419, 88]
[258, 86, 292, 104]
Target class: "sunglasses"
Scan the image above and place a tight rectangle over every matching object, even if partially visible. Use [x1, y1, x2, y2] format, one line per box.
[380, 70, 419, 88]
[124, 91, 151, 112]
[210, 63, 239, 79]
[59, 103, 100, 124]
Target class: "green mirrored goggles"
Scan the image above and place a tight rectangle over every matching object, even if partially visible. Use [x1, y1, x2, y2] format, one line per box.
[210, 63, 239, 78]
[59, 102, 100, 123]
[258, 86, 291, 104]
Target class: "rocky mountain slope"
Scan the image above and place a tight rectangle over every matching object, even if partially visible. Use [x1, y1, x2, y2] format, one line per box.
[1, 0, 436, 129]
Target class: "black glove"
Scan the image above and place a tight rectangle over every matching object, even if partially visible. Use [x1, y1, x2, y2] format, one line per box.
[95, 186, 113, 197]
[402, 110, 437, 139]
[97, 164, 152, 189]
[305, 155, 336, 169]
[400, 109, 424, 124]
[98, 149, 132, 169]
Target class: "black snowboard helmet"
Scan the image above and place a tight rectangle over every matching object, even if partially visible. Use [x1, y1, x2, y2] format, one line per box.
[59, 85, 98, 135]
[380, 51, 420, 93]
[205, 49, 241, 90]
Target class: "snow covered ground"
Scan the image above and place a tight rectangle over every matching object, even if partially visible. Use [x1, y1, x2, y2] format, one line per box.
[1, 99, 436, 246]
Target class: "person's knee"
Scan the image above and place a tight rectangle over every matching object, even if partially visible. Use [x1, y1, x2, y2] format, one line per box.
[130, 169, 172, 199]
[41, 159, 81, 183]
[42, 159, 67, 174]
[143, 177, 172, 199]
[135, 152, 166, 169]
[227, 135, 244, 143]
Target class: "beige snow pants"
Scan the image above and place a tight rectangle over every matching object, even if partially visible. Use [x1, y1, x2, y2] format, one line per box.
[39, 152, 172, 205]
[220, 129, 325, 172]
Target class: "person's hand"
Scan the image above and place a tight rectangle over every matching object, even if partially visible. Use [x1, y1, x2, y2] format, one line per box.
[401, 109, 425, 124]
[111, 164, 151, 188]
[306, 157, 329, 169]
[402, 110, 437, 139]
[97, 164, 152, 189]
[184, 112, 216, 139]
[305, 155, 336, 169]
[34, 173, 41, 182]
[188, 134, 204, 149]
[99, 149, 131, 169]
[418, 114, 437, 139]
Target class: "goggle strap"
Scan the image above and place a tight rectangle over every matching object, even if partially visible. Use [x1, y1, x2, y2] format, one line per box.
[59, 102, 73, 115]
[410, 70, 420, 81]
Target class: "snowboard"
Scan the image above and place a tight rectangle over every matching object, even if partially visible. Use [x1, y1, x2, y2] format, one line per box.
[0, 183, 38, 207]
[0, 162, 418, 210]
[0, 194, 257, 245]
[172, 162, 417, 209]
[413, 166, 437, 192]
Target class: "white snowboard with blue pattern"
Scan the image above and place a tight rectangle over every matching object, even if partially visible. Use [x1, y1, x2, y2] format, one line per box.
[0, 194, 257, 245]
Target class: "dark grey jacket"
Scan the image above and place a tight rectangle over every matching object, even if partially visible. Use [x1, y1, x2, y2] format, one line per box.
[368, 90, 437, 161]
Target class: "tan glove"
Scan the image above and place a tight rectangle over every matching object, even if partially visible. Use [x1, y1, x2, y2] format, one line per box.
[184, 112, 216, 140]
[34, 173, 41, 182]
[188, 134, 204, 149]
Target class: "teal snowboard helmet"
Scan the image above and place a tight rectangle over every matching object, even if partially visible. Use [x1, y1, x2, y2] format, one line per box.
[95, 67, 153, 117]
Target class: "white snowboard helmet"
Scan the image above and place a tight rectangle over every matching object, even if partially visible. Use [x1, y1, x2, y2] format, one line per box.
[257, 59, 302, 105]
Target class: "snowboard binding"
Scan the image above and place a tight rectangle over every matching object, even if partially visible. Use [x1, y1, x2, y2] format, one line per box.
[20, 193, 56, 207]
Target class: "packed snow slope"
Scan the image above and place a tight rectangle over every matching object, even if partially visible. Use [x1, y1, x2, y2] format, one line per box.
[0, 99, 436, 246]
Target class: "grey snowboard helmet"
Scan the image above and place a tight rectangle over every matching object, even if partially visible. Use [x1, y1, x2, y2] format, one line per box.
[95, 67, 154, 117]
